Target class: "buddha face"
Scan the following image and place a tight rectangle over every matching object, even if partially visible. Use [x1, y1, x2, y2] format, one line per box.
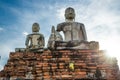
[32, 23, 40, 32]
[65, 7, 75, 20]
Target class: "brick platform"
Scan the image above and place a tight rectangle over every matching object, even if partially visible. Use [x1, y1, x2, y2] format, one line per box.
[0, 49, 119, 80]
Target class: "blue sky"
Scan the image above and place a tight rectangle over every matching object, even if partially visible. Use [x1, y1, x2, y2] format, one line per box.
[0, 0, 120, 70]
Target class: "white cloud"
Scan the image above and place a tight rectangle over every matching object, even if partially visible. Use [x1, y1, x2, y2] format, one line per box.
[56, 8, 65, 21]
[0, 27, 3, 31]
[23, 31, 29, 36]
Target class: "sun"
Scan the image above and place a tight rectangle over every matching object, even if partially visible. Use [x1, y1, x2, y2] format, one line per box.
[100, 38, 120, 67]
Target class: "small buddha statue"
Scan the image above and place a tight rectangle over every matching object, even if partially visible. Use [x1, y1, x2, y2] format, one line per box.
[25, 23, 45, 52]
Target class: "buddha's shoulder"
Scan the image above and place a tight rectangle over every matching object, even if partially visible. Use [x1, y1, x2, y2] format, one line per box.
[57, 22, 84, 25]
[74, 22, 84, 25]
[57, 22, 66, 26]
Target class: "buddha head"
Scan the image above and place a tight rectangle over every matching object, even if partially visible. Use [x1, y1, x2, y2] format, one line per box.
[32, 23, 40, 32]
[65, 7, 75, 20]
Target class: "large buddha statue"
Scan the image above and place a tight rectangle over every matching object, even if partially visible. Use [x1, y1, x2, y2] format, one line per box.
[54, 7, 88, 49]
[57, 7, 87, 42]
[25, 23, 45, 52]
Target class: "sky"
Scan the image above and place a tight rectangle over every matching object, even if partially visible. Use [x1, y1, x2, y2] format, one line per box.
[0, 0, 120, 70]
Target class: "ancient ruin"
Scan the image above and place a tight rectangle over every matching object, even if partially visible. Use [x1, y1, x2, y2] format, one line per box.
[0, 7, 119, 80]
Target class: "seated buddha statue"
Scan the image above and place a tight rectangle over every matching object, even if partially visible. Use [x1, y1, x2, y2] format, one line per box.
[25, 23, 45, 52]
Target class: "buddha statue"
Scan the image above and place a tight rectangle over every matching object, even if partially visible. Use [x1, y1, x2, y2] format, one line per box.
[55, 7, 88, 49]
[25, 23, 45, 52]
[57, 7, 87, 42]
